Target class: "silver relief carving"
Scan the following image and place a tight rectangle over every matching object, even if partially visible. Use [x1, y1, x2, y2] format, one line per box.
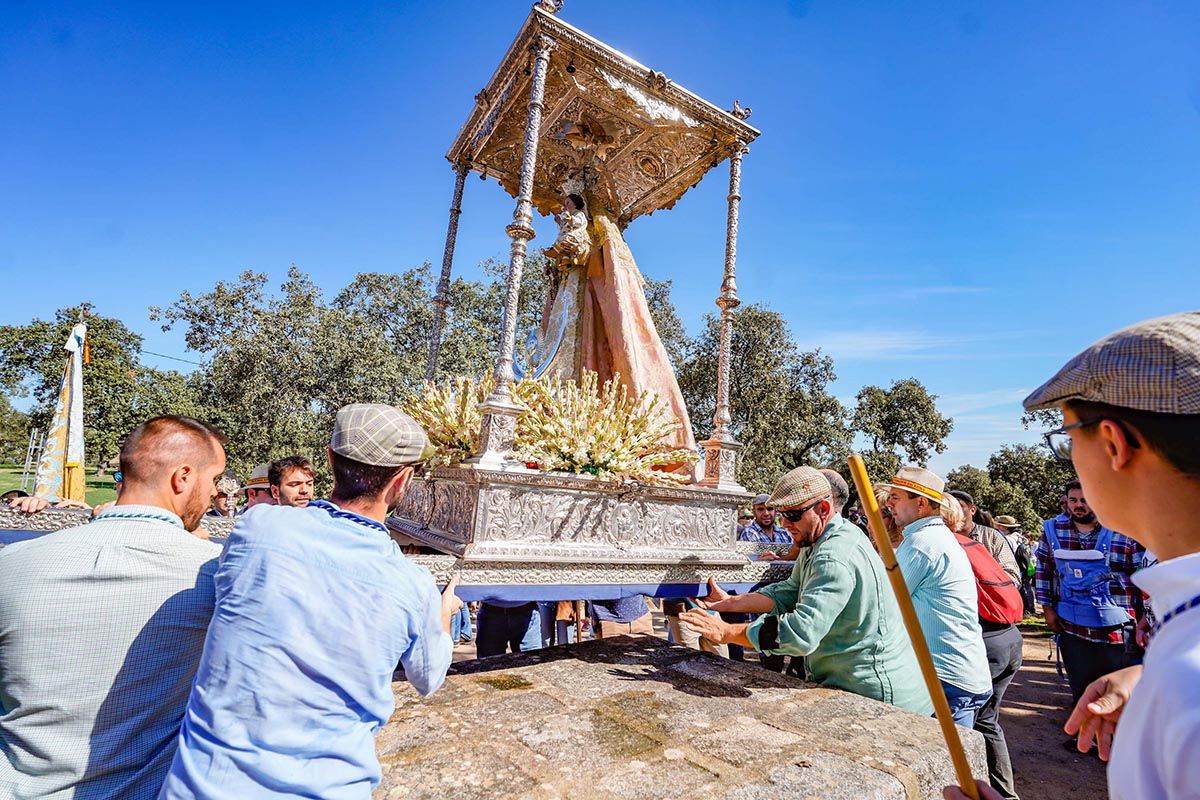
[390, 469, 745, 566]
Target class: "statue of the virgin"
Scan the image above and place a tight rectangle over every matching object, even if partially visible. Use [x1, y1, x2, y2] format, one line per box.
[527, 187, 699, 477]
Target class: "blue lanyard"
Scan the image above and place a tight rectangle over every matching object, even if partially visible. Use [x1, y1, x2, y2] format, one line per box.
[94, 509, 184, 529]
[1153, 592, 1200, 635]
[309, 499, 389, 536]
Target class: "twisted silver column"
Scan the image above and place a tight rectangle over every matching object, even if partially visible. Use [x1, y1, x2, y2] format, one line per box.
[469, 33, 556, 468]
[700, 142, 748, 491]
[426, 161, 470, 381]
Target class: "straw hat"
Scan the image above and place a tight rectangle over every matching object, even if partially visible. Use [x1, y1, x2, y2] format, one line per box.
[993, 515, 1020, 530]
[881, 465, 948, 507]
[239, 463, 270, 493]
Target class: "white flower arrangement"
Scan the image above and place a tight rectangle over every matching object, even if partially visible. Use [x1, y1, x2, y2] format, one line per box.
[402, 370, 698, 485]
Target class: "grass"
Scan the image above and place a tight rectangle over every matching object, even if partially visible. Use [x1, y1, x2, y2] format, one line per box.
[1018, 614, 1051, 638]
[0, 465, 117, 507]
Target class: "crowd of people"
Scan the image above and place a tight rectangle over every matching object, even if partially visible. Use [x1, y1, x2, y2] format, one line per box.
[0, 312, 1197, 800]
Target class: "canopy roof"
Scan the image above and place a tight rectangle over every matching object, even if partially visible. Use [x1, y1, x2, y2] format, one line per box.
[446, 6, 760, 227]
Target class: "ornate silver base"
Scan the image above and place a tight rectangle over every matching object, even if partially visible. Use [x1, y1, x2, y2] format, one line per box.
[389, 465, 752, 566]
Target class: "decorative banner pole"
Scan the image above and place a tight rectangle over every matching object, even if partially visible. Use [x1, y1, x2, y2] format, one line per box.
[700, 140, 748, 491]
[469, 32, 556, 468]
[847, 454, 980, 800]
[426, 161, 472, 381]
[34, 312, 89, 503]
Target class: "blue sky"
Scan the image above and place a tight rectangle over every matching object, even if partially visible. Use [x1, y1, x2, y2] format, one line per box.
[3, 1, 1198, 474]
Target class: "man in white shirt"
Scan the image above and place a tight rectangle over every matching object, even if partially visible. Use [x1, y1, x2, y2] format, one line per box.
[945, 311, 1200, 800]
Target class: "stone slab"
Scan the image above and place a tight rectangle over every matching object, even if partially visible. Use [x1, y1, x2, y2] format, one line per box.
[379, 637, 986, 799]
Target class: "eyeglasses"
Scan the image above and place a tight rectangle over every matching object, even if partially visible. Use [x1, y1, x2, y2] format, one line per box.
[1044, 417, 1140, 463]
[779, 496, 828, 522]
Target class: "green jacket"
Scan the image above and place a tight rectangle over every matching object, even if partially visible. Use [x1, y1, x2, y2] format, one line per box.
[745, 515, 933, 715]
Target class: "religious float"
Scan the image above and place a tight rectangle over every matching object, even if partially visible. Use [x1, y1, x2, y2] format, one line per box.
[384, 0, 795, 597]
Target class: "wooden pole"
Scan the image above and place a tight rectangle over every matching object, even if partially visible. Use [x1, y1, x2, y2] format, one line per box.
[847, 454, 980, 800]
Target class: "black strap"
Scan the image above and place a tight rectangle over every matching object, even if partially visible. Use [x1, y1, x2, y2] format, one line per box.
[758, 615, 780, 651]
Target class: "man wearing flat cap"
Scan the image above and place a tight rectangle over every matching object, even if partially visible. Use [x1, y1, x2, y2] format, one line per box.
[948, 312, 1200, 800]
[681, 466, 932, 715]
[161, 404, 462, 799]
[885, 465, 992, 727]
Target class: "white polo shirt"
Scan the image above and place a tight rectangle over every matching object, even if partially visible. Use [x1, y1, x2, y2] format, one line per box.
[1109, 550, 1200, 799]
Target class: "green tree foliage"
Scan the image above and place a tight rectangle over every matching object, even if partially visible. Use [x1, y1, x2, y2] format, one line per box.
[945, 442, 1075, 533]
[2, 262, 966, 504]
[853, 378, 954, 470]
[677, 304, 852, 492]
[1021, 407, 1063, 431]
[0, 307, 197, 468]
[944, 464, 1041, 533]
[0, 396, 31, 464]
[986, 443, 1076, 519]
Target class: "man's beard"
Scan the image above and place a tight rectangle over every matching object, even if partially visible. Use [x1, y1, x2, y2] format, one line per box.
[182, 491, 209, 532]
[1070, 509, 1096, 525]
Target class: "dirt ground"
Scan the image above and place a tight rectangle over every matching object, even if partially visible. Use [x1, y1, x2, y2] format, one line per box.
[1004, 629, 1110, 799]
[450, 610, 1111, 799]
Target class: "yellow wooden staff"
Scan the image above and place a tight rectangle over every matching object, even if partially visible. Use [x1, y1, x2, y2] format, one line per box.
[847, 454, 980, 800]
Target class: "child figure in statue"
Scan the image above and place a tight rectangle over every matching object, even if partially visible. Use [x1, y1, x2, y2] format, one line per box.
[543, 193, 590, 267]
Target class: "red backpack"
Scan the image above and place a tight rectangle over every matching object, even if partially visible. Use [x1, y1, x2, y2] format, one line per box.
[955, 533, 1024, 625]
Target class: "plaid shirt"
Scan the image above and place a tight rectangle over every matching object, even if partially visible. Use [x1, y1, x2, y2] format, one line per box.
[738, 519, 792, 544]
[1035, 514, 1144, 644]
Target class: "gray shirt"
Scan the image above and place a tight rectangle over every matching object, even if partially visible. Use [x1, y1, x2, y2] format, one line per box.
[0, 505, 219, 799]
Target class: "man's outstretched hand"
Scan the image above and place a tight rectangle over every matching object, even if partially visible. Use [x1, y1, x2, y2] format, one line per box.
[694, 576, 730, 610]
[1064, 665, 1142, 761]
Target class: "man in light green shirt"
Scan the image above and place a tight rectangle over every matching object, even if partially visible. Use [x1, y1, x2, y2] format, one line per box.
[682, 466, 932, 715]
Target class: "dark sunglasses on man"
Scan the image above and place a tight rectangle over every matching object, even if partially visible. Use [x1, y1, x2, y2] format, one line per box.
[778, 496, 828, 522]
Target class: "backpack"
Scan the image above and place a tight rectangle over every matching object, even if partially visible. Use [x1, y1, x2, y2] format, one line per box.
[1042, 521, 1130, 629]
[955, 533, 1025, 624]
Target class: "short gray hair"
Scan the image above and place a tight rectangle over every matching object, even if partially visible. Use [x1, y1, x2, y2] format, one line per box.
[819, 469, 850, 513]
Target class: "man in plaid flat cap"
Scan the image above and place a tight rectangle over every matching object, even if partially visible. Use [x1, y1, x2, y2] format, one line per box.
[680, 467, 932, 715]
[161, 404, 461, 800]
[946, 311, 1200, 800]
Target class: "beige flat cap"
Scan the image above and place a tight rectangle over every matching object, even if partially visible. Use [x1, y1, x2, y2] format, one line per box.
[767, 466, 831, 509]
[1024, 311, 1200, 414]
[331, 404, 431, 467]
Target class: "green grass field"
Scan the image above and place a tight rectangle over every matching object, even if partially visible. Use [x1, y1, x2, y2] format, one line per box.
[0, 465, 117, 507]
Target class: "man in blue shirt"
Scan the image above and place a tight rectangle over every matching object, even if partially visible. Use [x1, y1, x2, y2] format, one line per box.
[885, 465, 992, 728]
[160, 404, 461, 800]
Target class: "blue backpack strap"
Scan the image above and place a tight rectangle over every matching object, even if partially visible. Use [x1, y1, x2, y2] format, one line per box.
[1095, 527, 1115, 566]
[1042, 519, 1060, 551]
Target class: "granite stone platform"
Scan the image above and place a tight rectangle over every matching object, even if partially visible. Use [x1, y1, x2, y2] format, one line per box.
[378, 637, 985, 800]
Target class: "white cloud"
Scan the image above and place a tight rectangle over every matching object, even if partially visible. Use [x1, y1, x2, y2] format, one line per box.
[937, 387, 1033, 416]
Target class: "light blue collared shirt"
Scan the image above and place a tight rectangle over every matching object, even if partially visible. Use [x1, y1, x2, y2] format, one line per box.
[159, 500, 452, 800]
[895, 515, 991, 694]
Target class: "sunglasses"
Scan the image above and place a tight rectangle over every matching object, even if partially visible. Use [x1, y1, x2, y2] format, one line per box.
[778, 496, 828, 522]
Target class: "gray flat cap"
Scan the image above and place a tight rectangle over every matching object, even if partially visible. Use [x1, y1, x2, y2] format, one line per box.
[767, 467, 831, 510]
[751, 494, 771, 507]
[331, 404, 430, 466]
[1024, 312, 1200, 414]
